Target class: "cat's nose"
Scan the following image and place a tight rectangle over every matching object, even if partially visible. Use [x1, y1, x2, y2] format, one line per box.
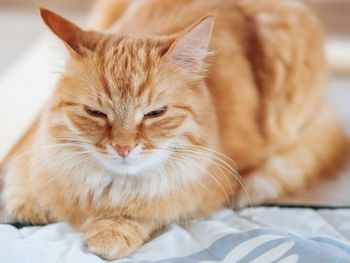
[113, 144, 137, 158]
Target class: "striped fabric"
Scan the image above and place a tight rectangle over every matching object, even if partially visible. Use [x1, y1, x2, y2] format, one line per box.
[1, 208, 350, 262]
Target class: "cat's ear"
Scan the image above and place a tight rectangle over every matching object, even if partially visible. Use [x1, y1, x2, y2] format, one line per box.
[39, 7, 92, 56]
[166, 16, 215, 73]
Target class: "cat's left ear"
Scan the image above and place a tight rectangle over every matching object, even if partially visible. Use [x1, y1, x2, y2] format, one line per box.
[39, 7, 95, 56]
[166, 16, 215, 73]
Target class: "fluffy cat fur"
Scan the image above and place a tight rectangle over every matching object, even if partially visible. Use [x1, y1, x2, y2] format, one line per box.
[0, 0, 348, 260]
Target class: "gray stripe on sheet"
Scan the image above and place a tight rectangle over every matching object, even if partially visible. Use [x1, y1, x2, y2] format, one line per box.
[120, 229, 350, 263]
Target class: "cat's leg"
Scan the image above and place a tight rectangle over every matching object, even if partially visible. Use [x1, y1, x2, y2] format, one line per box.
[1, 164, 54, 224]
[236, 106, 349, 208]
[84, 217, 157, 260]
[5, 198, 53, 224]
[3, 187, 54, 224]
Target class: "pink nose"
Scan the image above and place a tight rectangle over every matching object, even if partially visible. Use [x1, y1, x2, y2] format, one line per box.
[113, 144, 136, 158]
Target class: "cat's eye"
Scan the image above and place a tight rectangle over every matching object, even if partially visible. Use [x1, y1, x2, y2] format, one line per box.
[144, 106, 168, 118]
[84, 106, 107, 118]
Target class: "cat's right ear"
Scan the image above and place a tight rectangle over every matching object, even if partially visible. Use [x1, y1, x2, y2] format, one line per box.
[39, 7, 92, 56]
[164, 16, 215, 74]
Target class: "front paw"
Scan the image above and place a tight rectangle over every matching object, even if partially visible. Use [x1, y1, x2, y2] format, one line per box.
[7, 202, 54, 224]
[85, 219, 146, 260]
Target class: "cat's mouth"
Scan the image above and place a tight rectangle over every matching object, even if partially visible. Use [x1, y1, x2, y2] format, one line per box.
[114, 157, 137, 166]
[95, 150, 166, 175]
[98, 156, 145, 174]
[88, 143, 170, 175]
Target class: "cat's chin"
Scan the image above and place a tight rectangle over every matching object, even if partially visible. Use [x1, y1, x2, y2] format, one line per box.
[106, 164, 145, 175]
[104, 161, 149, 175]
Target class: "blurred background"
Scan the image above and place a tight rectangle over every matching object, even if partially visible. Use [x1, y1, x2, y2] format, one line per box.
[0, 0, 349, 205]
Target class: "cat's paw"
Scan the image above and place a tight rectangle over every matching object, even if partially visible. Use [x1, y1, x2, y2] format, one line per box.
[7, 202, 54, 224]
[85, 219, 145, 260]
[235, 173, 281, 209]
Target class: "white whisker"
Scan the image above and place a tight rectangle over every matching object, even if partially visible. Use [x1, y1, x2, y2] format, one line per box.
[157, 144, 252, 208]
[170, 144, 252, 208]
[165, 154, 233, 209]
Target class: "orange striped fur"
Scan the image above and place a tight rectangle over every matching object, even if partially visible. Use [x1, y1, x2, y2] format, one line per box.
[0, 0, 348, 259]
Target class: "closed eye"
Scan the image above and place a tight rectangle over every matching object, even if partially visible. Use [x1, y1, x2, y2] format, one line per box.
[144, 106, 168, 118]
[84, 106, 107, 118]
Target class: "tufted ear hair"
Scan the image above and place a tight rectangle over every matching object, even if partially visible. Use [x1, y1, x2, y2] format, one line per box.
[39, 7, 98, 56]
[166, 16, 215, 73]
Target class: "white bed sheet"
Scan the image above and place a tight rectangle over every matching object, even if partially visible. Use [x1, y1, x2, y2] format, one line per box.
[1, 208, 350, 262]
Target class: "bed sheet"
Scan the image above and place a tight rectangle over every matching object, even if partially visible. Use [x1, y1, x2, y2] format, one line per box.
[1, 208, 350, 263]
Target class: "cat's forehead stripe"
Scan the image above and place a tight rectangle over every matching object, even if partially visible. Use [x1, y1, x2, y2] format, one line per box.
[97, 37, 163, 101]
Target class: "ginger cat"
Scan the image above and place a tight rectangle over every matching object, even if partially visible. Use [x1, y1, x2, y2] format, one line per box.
[0, 0, 348, 260]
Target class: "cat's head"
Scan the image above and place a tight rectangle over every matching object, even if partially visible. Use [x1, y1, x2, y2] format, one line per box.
[40, 8, 218, 175]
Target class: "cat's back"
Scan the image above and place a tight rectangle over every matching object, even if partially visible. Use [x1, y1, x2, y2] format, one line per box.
[92, 0, 317, 38]
[92, 0, 230, 35]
